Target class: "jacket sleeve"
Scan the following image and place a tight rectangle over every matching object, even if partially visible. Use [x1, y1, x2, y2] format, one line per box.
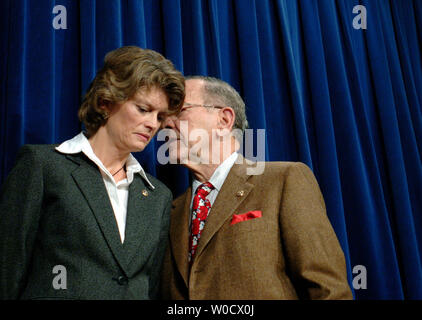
[160, 240, 188, 300]
[148, 191, 172, 299]
[279, 162, 353, 300]
[0, 145, 44, 299]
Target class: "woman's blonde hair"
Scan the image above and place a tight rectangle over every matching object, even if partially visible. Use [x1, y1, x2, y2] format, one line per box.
[78, 46, 185, 136]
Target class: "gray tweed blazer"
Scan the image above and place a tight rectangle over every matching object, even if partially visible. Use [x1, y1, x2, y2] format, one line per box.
[0, 144, 172, 300]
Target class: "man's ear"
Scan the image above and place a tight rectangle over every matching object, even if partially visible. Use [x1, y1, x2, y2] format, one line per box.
[218, 107, 235, 131]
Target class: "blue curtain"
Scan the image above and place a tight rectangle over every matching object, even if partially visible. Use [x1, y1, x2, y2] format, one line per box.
[1, 0, 421, 299]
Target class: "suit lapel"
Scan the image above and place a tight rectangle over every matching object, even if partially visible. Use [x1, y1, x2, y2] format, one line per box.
[195, 157, 254, 261]
[170, 155, 256, 284]
[68, 154, 129, 274]
[170, 187, 192, 287]
[123, 175, 159, 273]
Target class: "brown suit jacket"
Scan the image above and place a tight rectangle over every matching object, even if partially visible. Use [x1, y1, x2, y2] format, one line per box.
[161, 157, 353, 299]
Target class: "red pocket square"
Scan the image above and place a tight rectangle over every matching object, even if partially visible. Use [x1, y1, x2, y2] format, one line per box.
[231, 210, 262, 225]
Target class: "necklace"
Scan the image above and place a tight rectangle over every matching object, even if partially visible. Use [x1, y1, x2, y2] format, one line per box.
[112, 165, 126, 177]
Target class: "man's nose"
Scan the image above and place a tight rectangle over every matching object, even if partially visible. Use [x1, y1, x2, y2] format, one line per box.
[162, 114, 177, 129]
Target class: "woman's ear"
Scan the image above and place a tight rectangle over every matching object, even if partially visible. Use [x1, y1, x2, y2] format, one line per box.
[98, 99, 111, 119]
[98, 98, 110, 110]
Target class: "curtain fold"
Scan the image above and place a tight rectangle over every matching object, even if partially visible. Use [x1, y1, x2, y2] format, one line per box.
[1, 0, 421, 299]
[299, 0, 354, 290]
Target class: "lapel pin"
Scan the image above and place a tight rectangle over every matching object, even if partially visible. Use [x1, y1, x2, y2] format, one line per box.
[236, 190, 244, 197]
[142, 189, 149, 197]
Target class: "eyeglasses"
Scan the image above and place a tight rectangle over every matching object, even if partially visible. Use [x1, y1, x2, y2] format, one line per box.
[173, 102, 226, 117]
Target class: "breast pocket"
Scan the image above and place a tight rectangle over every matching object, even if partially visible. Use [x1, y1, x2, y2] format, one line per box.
[224, 209, 274, 238]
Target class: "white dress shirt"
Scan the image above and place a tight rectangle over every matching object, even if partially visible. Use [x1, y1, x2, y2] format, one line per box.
[190, 152, 239, 212]
[56, 132, 154, 243]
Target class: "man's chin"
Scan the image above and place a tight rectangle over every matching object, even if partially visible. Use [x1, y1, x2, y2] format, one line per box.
[171, 154, 210, 166]
[167, 142, 187, 164]
[168, 151, 185, 165]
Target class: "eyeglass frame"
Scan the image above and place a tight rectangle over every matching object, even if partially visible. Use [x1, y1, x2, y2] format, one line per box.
[171, 102, 228, 117]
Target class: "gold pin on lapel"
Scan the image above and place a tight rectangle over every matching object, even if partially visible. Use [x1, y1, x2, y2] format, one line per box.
[142, 189, 149, 197]
[236, 190, 245, 197]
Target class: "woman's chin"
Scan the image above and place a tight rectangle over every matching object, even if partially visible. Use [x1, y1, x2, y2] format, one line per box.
[129, 141, 147, 153]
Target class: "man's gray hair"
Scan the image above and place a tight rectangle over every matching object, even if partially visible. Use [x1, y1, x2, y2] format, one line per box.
[186, 76, 248, 141]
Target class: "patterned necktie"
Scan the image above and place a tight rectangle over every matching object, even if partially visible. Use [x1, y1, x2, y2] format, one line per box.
[189, 182, 214, 263]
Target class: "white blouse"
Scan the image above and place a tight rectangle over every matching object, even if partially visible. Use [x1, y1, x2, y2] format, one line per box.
[56, 132, 155, 243]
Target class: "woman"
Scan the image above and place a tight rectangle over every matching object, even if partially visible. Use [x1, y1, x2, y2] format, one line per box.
[0, 46, 185, 299]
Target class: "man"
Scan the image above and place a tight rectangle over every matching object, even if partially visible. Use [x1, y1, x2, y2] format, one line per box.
[161, 76, 353, 299]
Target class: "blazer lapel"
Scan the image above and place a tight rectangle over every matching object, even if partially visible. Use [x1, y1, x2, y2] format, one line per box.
[194, 156, 254, 261]
[169, 187, 192, 287]
[68, 154, 129, 274]
[123, 175, 160, 274]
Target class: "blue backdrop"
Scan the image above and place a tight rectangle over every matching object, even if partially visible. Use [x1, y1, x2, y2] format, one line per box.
[1, 0, 421, 299]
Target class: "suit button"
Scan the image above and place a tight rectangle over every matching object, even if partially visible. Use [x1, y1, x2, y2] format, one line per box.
[116, 276, 128, 285]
